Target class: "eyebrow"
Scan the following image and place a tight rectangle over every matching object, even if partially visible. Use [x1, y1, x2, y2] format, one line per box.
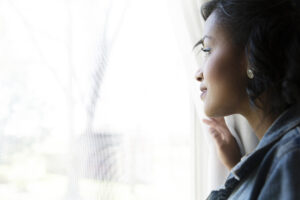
[193, 35, 212, 50]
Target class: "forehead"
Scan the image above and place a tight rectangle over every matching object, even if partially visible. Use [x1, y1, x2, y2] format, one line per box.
[203, 12, 226, 43]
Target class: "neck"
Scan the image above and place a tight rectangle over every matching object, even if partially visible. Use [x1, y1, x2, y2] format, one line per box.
[240, 102, 279, 140]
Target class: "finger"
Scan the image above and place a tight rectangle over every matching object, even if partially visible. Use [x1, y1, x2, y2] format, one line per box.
[204, 118, 230, 139]
[210, 130, 224, 146]
[202, 118, 217, 127]
[209, 127, 218, 136]
[210, 118, 232, 136]
[214, 126, 232, 140]
[204, 118, 234, 141]
[210, 117, 226, 126]
[209, 127, 224, 142]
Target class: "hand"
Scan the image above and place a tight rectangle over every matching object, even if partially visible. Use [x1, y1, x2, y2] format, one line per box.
[202, 117, 242, 170]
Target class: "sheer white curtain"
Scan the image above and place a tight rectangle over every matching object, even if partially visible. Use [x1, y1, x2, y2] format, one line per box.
[0, 0, 195, 200]
[168, 0, 217, 198]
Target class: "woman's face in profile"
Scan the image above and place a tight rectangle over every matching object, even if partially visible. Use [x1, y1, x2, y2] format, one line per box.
[195, 12, 249, 117]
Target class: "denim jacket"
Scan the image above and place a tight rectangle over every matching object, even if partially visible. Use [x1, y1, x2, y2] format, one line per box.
[207, 104, 300, 200]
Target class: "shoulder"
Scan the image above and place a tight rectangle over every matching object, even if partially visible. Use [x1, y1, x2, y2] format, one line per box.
[272, 125, 300, 161]
[258, 126, 300, 199]
[266, 125, 300, 173]
[258, 150, 300, 199]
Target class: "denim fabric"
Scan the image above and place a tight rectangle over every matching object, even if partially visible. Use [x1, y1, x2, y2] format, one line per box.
[206, 104, 300, 200]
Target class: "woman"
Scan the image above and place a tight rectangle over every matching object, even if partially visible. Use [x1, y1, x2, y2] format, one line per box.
[194, 0, 300, 199]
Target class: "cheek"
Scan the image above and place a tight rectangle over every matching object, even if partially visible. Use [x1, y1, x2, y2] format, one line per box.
[205, 50, 236, 91]
[203, 49, 247, 115]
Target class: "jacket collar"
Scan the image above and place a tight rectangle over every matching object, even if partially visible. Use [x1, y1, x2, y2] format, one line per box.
[229, 103, 300, 181]
[256, 103, 300, 149]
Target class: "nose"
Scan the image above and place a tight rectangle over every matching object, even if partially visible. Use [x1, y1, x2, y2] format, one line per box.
[195, 68, 203, 82]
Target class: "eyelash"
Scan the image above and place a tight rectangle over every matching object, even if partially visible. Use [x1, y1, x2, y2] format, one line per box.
[200, 47, 211, 56]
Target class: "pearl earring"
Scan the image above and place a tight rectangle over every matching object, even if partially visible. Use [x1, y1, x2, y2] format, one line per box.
[247, 68, 254, 79]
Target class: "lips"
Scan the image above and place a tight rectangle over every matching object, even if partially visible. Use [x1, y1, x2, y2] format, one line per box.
[200, 87, 207, 92]
[200, 85, 207, 100]
[200, 90, 207, 100]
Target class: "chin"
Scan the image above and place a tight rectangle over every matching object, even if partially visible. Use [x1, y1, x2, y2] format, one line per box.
[204, 103, 234, 118]
[204, 108, 221, 118]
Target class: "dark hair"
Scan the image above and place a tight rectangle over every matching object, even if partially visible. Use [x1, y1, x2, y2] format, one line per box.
[196, 0, 300, 116]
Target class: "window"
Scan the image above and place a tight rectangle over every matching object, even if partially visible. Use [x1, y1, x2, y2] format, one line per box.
[0, 0, 197, 199]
